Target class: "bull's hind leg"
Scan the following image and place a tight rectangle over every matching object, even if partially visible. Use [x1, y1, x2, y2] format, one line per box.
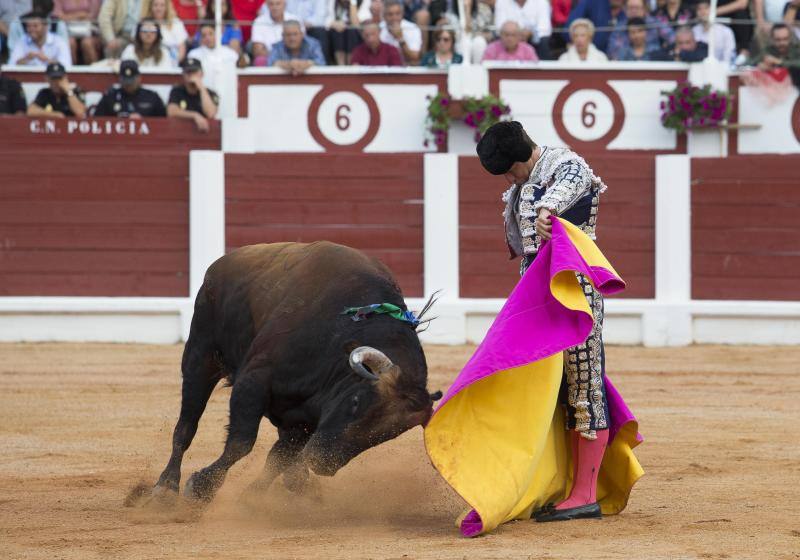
[184, 374, 265, 502]
[153, 332, 223, 496]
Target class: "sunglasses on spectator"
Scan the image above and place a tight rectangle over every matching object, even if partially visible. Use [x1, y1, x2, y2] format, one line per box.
[141, 27, 158, 33]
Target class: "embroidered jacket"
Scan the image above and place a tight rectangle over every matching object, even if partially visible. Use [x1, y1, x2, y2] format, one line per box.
[503, 146, 606, 266]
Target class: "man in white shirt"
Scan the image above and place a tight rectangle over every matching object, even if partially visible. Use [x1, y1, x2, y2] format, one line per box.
[252, 0, 304, 61]
[188, 23, 242, 68]
[692, 0, 736, 64]
[493, 0, 552, 59]
[379, 0, 421, 64]
[9, 11, 71, 67]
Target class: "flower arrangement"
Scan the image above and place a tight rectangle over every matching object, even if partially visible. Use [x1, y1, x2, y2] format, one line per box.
[660, 81, 733, 133]
[424, 93, 512, 147]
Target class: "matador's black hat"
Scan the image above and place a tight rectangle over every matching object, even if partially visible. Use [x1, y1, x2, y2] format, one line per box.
[476, 121, 534, 175]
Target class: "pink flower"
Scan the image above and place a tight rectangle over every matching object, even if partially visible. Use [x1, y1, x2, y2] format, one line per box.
[491, 105, 503, 117]
[440, 97, 450, 106]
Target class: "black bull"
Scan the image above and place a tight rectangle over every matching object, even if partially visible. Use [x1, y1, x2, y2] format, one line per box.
[151, 241, 441, 502]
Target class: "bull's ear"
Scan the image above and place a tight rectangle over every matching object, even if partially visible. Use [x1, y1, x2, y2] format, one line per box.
[430, 390, 443, 402]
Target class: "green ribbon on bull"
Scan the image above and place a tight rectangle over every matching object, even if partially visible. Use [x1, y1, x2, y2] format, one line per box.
[341, 303, 420, 327]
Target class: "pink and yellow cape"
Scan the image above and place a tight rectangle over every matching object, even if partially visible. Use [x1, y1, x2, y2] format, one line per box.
[424, 218, 644, 537]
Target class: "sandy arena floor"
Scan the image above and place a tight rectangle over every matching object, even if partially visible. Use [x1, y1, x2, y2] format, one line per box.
[0, 343, 798, 560]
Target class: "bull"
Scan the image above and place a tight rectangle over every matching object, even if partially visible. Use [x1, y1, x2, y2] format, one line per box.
[151, 241, 441, 502]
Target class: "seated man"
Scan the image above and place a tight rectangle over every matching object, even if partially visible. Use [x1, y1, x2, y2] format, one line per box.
[0, 68, 27, 115]
[252, 0, 303, 64]
[267, 20, 325, 75]
[493, 0, 551, 59]
[606, 0, 673, 61]
[9, 11, 71, 67]
[350, 21, 403, 66]
[167, 58, 219, 133]
[692, 0, 736, 64]
[614, 17, 669, 61]
[27, 61, 86, 118]
[379, 0, 422, 65]
[482, 20, 539, 62]
[188, 23, 245, 68]
[93, 60, 167, 118]
[672, 26, 708, 62]
[749, 23, 800, 71]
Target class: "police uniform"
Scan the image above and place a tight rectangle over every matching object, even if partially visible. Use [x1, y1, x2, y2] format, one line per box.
[94, 85, 167, 117]
[167, 84, 219, 117]
[0, 75, 27, 114]
[32, 86, 86, 116]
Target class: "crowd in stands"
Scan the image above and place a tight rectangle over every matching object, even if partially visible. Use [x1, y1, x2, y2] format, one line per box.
[2, 0, 800, 120]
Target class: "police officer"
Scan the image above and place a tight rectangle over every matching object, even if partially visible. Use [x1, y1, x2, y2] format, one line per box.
[166, 58, 219, 132]
[0, 70, 27, 115]
[27, 62, 87, 118]
[93, 60, 167, 118]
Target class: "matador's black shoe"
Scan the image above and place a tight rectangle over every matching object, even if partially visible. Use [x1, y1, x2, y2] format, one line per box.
[533, 502, 602, 522]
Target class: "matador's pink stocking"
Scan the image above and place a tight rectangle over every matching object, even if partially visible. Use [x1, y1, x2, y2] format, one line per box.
[556, 428, 609, 510]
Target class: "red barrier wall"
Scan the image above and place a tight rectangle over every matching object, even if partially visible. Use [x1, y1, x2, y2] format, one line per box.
[459, 154, 655, 299]
[0, 117, 220, 297]
[692, 156, 800, 300]
[225, 153, 424, 297]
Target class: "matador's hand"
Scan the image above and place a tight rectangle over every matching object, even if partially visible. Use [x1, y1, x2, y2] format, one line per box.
[535, 208, 553, 240]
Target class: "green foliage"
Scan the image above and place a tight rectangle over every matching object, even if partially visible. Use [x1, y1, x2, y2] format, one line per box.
[424, 93, 512, 147]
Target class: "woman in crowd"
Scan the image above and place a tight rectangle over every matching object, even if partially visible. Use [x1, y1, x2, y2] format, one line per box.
[142, 0, 189, 62]
[197, 0, 243, 53]
[653, 0, 693, 28]
[559, 18, 608, 62]
[326, 0, 362, 65]
[421, 26, 462, 67]
[121, 19, 176, 67]
[52, 0, 101, 63]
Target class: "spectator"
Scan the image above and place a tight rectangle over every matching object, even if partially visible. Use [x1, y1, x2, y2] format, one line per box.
[462, 0, 493, 62]
[0, 68, 27, 114]
[350, 20, 402, 64]
[230, 0, 263, 44]
[167, 57, 217, 131]
[559, 17, 609, 61]
[287, 0, 329, 62]
[121, 19, 176, 67]
[693, 0, 736, 63]
[326, 0, 363, 65]
[267, 19, 324, 73]
[0, 0, 33, 45]
[94, 59, 167, 116]
[550, 0, 571, 53]
[566, 0, 624, 53]
[142, 0, 189, 62]
[782, 0, 800, 40]
[755, 0, 793, 37]
[482, 19, 539, 61]
[749, 22, 800, 69]
[615, 16, 670, 59]
[52, 0, 101, 64]
[172, 0, 204, 36]
[251, 0, 301, 62]
[27, 61, 86, 117]
[97, 0, 141, 58]
[493, 0, 551, 59]
[606, 0, 674, 60]
[9, 11, 71, 66]
[6, 0, 71, 52]
[653, 0, 692, 27]
[421, 26, 462, 67]
[380, 0, 421, 64]
[402, 0, 430, 53]
[672, 24, 708, 60]
[188, 22, 243, 68]
[715, 0, 752, 53]
[197, 0, 243, 53]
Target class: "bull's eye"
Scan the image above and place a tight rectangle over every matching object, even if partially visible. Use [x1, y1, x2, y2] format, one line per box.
[350, 395, 360, 415]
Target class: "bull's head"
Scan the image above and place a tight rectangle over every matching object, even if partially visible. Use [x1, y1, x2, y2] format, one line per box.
[303, 346, 441, 476]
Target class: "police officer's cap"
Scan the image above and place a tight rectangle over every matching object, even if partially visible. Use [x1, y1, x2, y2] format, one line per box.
[119, 60, 140, 85]
[476, 121, 534, 176]
[46, 62, 66, 79]
[181, 58, 203, 73]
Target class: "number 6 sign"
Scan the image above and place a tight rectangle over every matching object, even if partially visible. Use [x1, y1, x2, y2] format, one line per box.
[552, 82, 625, 149]
[308, 88, 381, 151]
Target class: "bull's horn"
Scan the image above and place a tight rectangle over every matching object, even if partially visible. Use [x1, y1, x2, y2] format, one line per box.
[349, 346, 394, 381]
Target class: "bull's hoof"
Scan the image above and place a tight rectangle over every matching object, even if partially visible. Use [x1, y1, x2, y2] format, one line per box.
[184, 470, 221, 502]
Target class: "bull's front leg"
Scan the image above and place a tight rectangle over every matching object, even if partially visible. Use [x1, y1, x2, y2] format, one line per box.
[246, 426, 310, 495]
